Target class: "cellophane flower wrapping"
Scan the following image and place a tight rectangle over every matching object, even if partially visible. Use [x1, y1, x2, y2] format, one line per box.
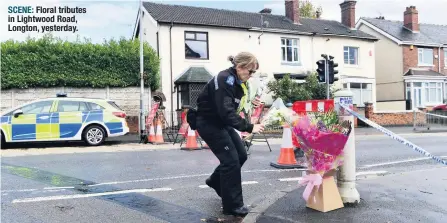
[292, 110, 352, 176]
[260, 98, 298, 128]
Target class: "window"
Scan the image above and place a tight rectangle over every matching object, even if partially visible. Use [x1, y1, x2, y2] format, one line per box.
[20, 100, 53, 114]
[281, 38, 300, 63]
[57, 101, 88, 112]
[344, 46, 359, 65]
[444, 50, 447, 68]
[424, 82, 442, 103]
[418, 48, 433, 66]
[86, 102, 104, 110]
[445, 83, 447, 103]
[406, 82, 411, 100]
[349, 83, 372, 106]
[184, 31, 208, 59]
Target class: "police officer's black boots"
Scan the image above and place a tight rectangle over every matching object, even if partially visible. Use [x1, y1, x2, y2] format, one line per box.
[223, 206, 249, 217]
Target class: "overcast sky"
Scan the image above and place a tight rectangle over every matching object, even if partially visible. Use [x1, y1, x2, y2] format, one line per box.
[2, 0, 446, 43]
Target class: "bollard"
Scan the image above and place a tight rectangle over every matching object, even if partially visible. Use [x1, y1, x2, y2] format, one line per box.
[334, 90, 360, 204]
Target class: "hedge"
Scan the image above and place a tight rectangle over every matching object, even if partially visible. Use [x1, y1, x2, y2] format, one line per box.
[1, 34, 160, 90]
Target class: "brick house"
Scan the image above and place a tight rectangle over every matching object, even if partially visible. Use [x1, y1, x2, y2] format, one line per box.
[133, 0, 379, 114]
[357, 6, 447, 111]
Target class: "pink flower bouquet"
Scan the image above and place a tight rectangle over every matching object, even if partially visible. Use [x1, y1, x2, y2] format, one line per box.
[292, 111, 352, 176]
[292, 110, 352, 202]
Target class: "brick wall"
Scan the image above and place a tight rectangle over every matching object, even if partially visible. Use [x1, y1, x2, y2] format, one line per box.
[403, 45, 446, 75]
[364, 103, 425, 126]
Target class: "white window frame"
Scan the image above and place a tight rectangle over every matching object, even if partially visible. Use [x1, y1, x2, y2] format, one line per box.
[405, 80, 444, 108]
[417, 48, 434, 66]
[444, 50, 447, 68]
[280, 38, 300, 64]
[344, 46, 359, 65]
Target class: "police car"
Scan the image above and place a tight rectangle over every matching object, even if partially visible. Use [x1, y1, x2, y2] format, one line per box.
[1, 93, 129, 147]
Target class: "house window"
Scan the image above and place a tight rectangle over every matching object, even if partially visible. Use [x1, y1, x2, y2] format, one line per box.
[281, 38, 300, 63]
[417, 48, 433, 66]
[344, 46, 358, 65]
[444, 50, 447, 68]
[184, 31, 208, 59]
[424, 82, 443, 104]
[444, 83, 447, 103]
[349, 83, 372, 106]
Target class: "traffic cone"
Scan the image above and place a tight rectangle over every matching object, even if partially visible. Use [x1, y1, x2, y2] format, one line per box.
[181, 127, 202, 150]
[148, 124, 156, 143]
[153, 119, 165, 144]
[270, 124, 306, 169]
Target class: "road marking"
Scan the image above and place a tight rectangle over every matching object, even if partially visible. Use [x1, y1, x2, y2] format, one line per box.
[87, 169, 301, 187]
[360, 156, 447, 169]
[199, 181, 259, 188]
[3, 169, 304, 192]
[356, 171, 388, 176]
[242, 181, 258, 185]
[12, 188, 173, 203]
[43, 186, 74, 190]
[1, 189, 37, 193]
[278, 177, 303, 182]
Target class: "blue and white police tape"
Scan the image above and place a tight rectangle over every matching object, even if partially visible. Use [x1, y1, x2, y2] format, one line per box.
[339, 103, 447, 166]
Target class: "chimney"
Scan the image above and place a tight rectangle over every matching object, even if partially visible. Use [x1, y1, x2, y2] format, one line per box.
[285, 0, 300, 24]
[404, 6, 419, 32]
[340, 0, 357, 29]
[259, 8, 272, 14]
[316, 9, 321, 19]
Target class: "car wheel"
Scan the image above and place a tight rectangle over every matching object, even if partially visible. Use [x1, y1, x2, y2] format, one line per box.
[83, 125, 106, 146]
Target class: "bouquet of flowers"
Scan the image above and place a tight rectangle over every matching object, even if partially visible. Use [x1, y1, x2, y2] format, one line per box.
[292, 109, 352, 202]
[243, 98, 298, 141]
[293, 110, 352, 176]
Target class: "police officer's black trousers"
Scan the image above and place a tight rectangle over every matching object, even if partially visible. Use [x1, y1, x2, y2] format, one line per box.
[196, 117, 248, 211]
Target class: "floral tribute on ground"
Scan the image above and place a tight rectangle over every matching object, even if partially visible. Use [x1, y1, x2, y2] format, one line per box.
[292, 110, 353, 203]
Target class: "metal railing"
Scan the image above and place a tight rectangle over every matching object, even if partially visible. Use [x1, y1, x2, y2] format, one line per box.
[413, 110, 447, 132]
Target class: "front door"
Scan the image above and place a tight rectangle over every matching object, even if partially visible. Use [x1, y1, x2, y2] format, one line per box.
[413, 87, 422, 108]
[11, 100, 54, 141]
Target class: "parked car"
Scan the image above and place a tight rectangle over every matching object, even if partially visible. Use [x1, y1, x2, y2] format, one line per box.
[1, 93, 129, 148]
[432, 104, 447, 111]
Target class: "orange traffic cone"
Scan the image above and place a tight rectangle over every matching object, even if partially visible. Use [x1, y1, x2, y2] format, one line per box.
[181, 127, 202, 150]
[270, 124, 306, 169]
[153, 120, 165, 144]
[148, 124, 156, 143]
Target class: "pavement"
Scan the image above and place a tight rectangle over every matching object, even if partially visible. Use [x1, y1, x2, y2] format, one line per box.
[1, 129, 447, 223]
[247, 167, 447, 223]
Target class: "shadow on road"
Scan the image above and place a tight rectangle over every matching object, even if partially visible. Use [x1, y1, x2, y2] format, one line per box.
[1, 134, 141, 150]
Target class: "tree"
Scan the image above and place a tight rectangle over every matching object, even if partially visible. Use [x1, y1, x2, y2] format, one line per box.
[300, 0, 323, 19]
[1, 33, 160, 90]
[266, 72, 338, 103]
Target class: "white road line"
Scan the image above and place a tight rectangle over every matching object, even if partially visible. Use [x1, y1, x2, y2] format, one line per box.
[278, 177, 303, 182]
[2, 168, 305, 192]
[199, 181, 259, 188]
[356, 171, 388, 176]
[43, 186, 74, 190]
[11, 188, 173, 203]
[242, 181, 258, 185]
[360, 156, 447, 169]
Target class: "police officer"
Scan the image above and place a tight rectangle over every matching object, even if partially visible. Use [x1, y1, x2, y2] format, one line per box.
[195, 52, 264, 217]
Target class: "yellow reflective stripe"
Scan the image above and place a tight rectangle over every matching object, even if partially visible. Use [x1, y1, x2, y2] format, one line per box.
[237, 83, 248, 113]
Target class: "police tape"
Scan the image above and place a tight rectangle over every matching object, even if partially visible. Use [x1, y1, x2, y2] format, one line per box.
[339, 103, 447, 166]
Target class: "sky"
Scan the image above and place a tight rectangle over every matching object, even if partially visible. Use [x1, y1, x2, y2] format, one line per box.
[1, 0, 446, 44]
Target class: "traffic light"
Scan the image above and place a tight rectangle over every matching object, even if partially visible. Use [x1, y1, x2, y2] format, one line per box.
[328, 57, 339, 84]
[316, 59, 326, 83]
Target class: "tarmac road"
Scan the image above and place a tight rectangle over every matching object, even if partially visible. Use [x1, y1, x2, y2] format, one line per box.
[1, 132, 446, 223]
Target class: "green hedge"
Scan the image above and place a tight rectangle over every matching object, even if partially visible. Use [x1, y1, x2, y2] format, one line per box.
[1, 34, 160, 90]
